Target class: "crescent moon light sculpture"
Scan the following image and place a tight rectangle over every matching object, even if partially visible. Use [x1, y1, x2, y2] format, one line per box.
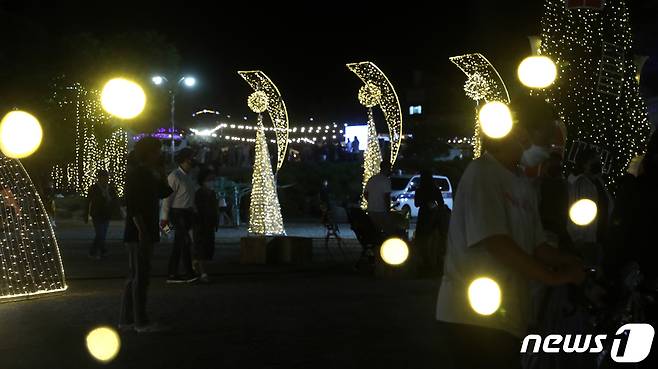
[238, 70, 287, 236]
[238, 71, 289, 172]
[347, 62, 403, 165]
[347, 62, 402, 209]
[450, 53, 510, 158]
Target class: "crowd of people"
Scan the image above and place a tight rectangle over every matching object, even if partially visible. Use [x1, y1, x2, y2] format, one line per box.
[80, 99, 658, 361]
[338, 95, 657, 368]
[434, 96, 658, 368]
[187, 136, 365, 169]
[82, 139, 221, 333]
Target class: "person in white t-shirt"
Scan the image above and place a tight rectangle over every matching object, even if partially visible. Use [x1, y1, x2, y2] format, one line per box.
[436, 97, 585, 369]
[364, 161, 397, 235]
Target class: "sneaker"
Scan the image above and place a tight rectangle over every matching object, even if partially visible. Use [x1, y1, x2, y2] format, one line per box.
[134, 323, 169, 333]
[199, 274, 210, 283]
[166, 275, 185, 284]
[182, 274, 199, 283]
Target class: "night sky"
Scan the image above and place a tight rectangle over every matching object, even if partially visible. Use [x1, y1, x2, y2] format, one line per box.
[2, 1, 657, 128]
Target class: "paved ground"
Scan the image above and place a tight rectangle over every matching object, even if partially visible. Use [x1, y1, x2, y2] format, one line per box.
[0, 220, 450, 369]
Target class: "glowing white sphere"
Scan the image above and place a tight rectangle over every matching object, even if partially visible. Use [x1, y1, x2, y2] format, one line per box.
[380, 238, 409, 266]
[478, 101, 513, 139]
[86, 326, 121, 363]
[468, 277, 502, 316]
[569, 199, 598, 226]
[101, 78, 146, 119]
[517, 55, 557, 89]
[0, 111, 43, 159]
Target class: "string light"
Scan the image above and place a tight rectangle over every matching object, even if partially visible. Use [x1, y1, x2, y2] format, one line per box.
[450, 53, 511, 158]
[0, 155, 67, 300]
[50, 84, 128, 197]
[539, 0, 652, 192]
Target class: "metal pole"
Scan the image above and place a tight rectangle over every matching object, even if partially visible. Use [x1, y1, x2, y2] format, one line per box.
[170, 91, 176, 163]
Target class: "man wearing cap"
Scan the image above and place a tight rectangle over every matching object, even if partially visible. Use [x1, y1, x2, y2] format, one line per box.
[161, 148, 198, 283]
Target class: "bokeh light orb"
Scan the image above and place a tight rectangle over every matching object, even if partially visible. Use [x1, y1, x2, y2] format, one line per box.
[517, 55, 557, 89]
[468, 277, 502, 316]
[0, 111, 43, 159]
[101, 78, 146, 119]
[569, 198, 598, 226]
[86, 326, 121, 363]
[478, 101, 513, 139]
[380, 238, 409, 266]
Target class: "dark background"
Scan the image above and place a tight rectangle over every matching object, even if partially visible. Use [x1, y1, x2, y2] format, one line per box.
[0, 1, 657, 130]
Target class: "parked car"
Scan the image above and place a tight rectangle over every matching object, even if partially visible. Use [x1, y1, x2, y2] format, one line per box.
[390, 174, 453, 218]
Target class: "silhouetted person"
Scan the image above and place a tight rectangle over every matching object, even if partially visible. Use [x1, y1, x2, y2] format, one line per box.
[414, 170, 446, 272]
[86, 169, 118, 259]
[351, 136, 360, 154]
[193, 170, 219, 283]
[120, 138, 172, 333]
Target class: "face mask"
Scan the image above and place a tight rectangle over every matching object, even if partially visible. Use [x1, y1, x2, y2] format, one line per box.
[521, 144, 550, 168]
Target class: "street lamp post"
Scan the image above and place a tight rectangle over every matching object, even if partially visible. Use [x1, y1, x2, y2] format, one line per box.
[152, 75, 196, 162]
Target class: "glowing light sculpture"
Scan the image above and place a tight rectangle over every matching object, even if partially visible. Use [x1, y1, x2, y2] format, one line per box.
[450, 54, 510, 158]
[238, 71, 287, 236]
[50, 83, 128, 197]
[539, 0, 652, 192]
[347, 62, 403, 209]
[0, 154, 67, 300]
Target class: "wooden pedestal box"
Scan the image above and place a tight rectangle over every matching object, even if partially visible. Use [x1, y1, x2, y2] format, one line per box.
[240, 236, 312, 265]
